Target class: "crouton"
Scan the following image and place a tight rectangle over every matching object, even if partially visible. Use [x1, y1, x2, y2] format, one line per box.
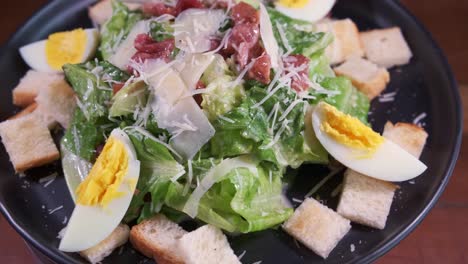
[35, 80, 76, 129]
[383, 122, 428, 158]
[317, 19, 364, 65]
[337, 170, 398, 229]
[8, 103, 38, 120]
[12, 70, 64, 107]
[130, 214, 187, 264]
[360, 27, 412, 68]
[89, 0, 141, 26]
[0, 116, 59, 172]
[178, 225, 240, 264]
[334, 56, 390, 99]
[80, 224, 130, 264]
[282, 198, 351, 259]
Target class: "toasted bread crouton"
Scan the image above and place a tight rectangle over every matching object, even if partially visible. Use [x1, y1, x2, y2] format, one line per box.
[89, 0, 141, 26]
[337, 170, 398, 229]
[130, 214, 187, 264]
[317, 19, 364, 65]
[35, 80, 76, 129]
[178, 225, 240, 264]
[12, 70, 64, 107]
[383, 122, 428, 158]
[8, 103, 38, 120]
[334, 56, 390, 99]
[360, 27, 412, 68]
[283, 198, 351, 259]
[0, 116, 59, 172]
[80, 224, 130, 264]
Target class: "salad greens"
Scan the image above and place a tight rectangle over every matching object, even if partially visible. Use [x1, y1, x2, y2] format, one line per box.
[62, 0, 371, 234]
[267, 7, 332, 58]
[99, 0, 143, 60]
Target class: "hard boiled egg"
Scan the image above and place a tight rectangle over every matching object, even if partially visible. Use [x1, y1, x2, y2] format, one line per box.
[275, 0, 336, 22]
[59, 129, 140, 252]
[19, 28, 99, 72]
[311, 102, 427, 182]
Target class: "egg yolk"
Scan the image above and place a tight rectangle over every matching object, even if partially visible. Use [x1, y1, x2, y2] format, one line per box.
[320, 103, 384, 153]
[278, 0, 309, 8]
[45, 28, 87, 70]
[76, 137, 129, 208]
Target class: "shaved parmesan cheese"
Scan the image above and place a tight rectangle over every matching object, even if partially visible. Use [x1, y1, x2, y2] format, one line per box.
[140, 59, 215, 160]
[148, 67, 190, 106]
[158, 97, 215, 160]
[259, 4, 280, 69]
[173, 53, 215, 90]
[109, 20, 149, 70]
[174, 9, 226, 53]
[183, 156, 258, 217]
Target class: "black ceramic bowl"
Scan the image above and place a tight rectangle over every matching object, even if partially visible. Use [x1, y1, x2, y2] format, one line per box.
[0, 0, 462, 263]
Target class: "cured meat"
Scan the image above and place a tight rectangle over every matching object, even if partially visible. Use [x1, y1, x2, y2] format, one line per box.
[132, 35, 175, 63]
[142, 2, 177, 16]
[283, 54, 310, 92]
[248, 53, 272, 84]
[231, 2, 259, 25]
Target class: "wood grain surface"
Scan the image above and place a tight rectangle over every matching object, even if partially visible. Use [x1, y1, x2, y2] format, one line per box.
[1, 1, 467, 263]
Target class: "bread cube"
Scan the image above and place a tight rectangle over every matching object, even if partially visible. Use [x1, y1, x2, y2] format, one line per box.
[178, 225, 240, 264]
[360, 27, 412, 68]
[130, 214, 187, 264]
[334, 56, 390, 99]
[337, 170, 398, 230]
[0, 116, 59, 172]
[317, 19, 364, 65]
[80, 224, 130, 264]
[8, 103, 38, 120]
[283, 198, 351, 259]
[383, 122, 428, 158]
[12, 70, 64, 107]
[35, 79, 76, 129]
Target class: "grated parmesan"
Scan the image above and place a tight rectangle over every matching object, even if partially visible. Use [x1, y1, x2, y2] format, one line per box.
[48, 205, 64, 215]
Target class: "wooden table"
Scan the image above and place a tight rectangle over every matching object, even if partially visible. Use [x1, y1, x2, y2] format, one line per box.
[1, 1, 467, 263]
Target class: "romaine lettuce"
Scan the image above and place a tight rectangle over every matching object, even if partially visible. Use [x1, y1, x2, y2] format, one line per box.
[267, 7, 332, 57]
[124, 128, 186, 222]
[202, 76, 246, 121]
[99, 0, 143, 60]
[62, 60, 130, 161]
[310, 76, 370, 124]
[109, 81, 149, 117]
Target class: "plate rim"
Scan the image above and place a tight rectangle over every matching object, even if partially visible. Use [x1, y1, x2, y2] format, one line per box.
[0, 0, 463, 263]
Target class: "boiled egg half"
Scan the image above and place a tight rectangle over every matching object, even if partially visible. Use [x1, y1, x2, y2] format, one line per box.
[275, 0, 335, 22]
[20, 28, 99, 72]
[311, 102, 427, 182]
[59, 129, 140, 252]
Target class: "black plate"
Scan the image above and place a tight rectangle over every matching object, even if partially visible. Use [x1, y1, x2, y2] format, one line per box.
[0, 0, 462, 263]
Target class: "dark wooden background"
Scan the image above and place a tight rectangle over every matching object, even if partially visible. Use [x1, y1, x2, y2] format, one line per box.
[1, 0, 467, 263]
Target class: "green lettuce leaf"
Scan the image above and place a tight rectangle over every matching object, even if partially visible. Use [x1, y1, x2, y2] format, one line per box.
[149, 20, 174, 42]
[209, 96, 270, 158]
[201, 76, 246, 121]
[62, 109, 114, 162]
[164, 158, 292, 233]
[109, 81, 149, 117]
[310, 76, 370, 124]
[124, 128, 186, 222]
[248, 86, 328, 168]
[62, 60, 129, 161]
[99, 0, 143, 60]
[267, 7, 332, 57]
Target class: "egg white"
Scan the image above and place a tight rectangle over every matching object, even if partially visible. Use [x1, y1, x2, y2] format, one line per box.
[275, 0, 336, 22]
[19, 28, 99, 72]
[59, 129, 140, 252]
[311, 102, 427, 182]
